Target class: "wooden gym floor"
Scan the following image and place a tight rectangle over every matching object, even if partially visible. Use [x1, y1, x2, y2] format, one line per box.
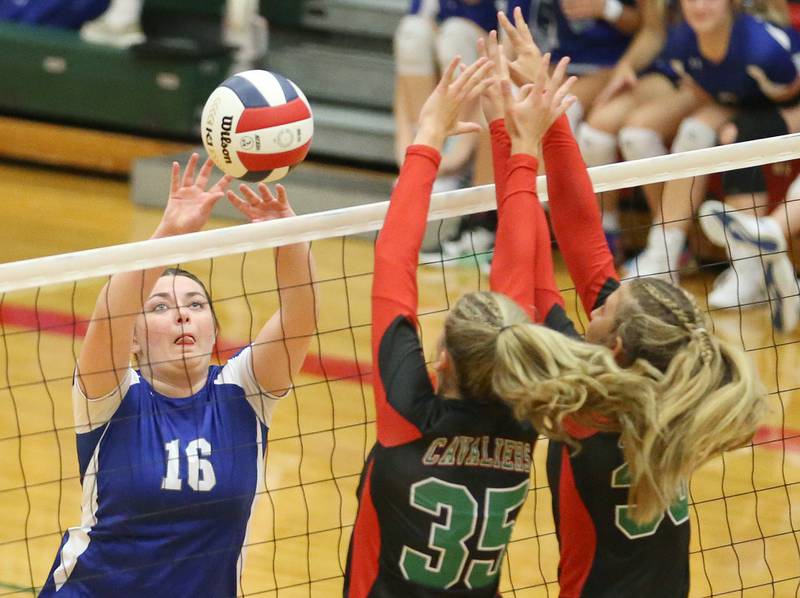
[0, 160, 798, 597]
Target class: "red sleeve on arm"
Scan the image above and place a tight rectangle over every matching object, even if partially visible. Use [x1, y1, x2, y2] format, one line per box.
[489, 119, 512, 211]
[490, 153, 540, 320]
[543, 115, 619, 315]
[372, 144, 440, 446]
[490, 119, 565, 323]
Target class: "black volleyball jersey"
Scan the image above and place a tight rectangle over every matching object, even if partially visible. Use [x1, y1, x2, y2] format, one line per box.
[541, 115, 691, 597]
[344, 145, 540, 597]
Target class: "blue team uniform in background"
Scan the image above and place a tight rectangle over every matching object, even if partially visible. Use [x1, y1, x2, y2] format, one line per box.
[0, 0, 108, 29]
[409, 0, 532, 31]
[663, 13, 800, 106]
[39, 347, 279, 597]
[528, 0, 636, 71]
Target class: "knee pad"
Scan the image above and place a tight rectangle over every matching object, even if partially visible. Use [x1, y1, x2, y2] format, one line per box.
[394, 15, 436, 76]
[436, 17, 485, 66]
[565, 97, 584, 131]
[618, 126, 667, 161]
[577, 123, 618, 166]
[671, 117, 717, 154]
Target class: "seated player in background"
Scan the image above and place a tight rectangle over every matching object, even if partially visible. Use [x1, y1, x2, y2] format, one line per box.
[573, 0, 695, 257]
[524, 0, 642, 132]
[39, 155, 319, 597]
[493, 17, 765, 596]
[622, 0, 800, 284]
[345, 53, 661, 597]
[396, 0, 531, 266]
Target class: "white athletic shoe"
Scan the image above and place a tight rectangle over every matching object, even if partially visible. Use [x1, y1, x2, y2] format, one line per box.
[706, 262, 768, 310]
[80, 18, 146, 48]
[764, 255, 800, 332]
[698, 200, 786, 257]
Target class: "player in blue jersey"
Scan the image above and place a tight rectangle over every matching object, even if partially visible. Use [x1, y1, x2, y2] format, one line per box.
[484, 25, 765, 594]
[525, 0, 642, 131]
[39, 155, 319, 597]
[616, 0, 800, 283]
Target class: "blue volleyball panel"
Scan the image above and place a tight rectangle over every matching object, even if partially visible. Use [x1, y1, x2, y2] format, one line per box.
[221, 75, 270, 108]
[271, 72, 298, 103]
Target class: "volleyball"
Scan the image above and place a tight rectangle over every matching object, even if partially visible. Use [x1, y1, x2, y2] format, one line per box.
[201, 70, 313, 182]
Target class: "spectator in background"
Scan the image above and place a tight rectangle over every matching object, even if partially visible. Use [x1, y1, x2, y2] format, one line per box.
[575, 0, 691, 259]
[522, 0, 644, 258]
[0, 0, 109, 30]
[396, 1, 530, 268]
[623, 0, 800, 296]
[525, 0, 643, 132]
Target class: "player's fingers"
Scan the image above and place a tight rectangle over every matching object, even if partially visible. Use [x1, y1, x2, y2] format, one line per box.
[238, 183, 263, 206]
[211, 174, 234, 194]
[467, 77, 496, 103]
[454, 56, 489, 93]
[182, 153, 199, 188]
[440, 56, 462, 89]
[170, 162, 180, 195]
[196, 158, 215, 188]
[551, 56, 570, 91]
[553, 76, 578, 109]
[477, 36, 488, 61]
[514, 6, 535, 44]
[257, 182, 278, 204]
[274, 184, 290, 207]
[556, 95, 578, 120]
[497, 11, 521, 47]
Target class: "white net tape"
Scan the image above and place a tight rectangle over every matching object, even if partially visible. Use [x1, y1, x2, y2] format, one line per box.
[1, 133, 799, 293]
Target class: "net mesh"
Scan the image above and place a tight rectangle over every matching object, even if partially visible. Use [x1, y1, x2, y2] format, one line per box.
[1, 135, 799, 596]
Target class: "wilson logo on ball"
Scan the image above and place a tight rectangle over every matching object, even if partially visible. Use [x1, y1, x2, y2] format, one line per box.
[201, 70, 314, 182]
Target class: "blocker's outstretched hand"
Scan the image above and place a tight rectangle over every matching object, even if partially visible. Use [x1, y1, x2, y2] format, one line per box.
[498, 8, 544, 87]
[502, 54, 577, 155]
[413, 55, 495, 151]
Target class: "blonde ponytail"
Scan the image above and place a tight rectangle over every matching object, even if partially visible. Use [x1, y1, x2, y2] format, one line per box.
[608, 279, 767, 523]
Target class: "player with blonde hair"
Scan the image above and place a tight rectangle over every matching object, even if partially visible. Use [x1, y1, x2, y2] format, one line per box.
[485, 18, 765, 595]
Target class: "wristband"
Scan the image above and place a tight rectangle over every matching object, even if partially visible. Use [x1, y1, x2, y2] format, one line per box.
[603, 0, 624, 22]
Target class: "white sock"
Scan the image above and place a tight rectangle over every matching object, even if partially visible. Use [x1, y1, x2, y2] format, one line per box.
[647, 225, 685, 268]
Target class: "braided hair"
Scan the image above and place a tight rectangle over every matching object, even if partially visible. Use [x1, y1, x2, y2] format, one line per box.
[604, 278, 766, 522]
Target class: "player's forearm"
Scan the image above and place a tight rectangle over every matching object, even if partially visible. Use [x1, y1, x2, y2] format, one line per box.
[275, 242, 319, 338]
[543, 115, 618, 313]
[490, 119, 512, 209]
[617, 0, 666, 72]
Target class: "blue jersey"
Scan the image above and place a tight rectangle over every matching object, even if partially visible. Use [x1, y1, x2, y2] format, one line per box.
[663, 13, 800, 106]
[529, 0, 635, 70]
[409, 0, 531, 32]
[40, 347, 280, 597]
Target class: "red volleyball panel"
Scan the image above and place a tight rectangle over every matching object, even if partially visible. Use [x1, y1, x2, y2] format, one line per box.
[236, 99, 312, 133]
[238, 140, 312, 171]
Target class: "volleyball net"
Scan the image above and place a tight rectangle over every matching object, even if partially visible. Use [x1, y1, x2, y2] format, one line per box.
[1, 134, 800, 596]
